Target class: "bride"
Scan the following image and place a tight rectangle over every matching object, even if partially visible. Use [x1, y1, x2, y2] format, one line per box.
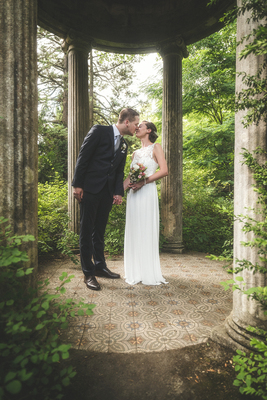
[123, 121, 168, 285]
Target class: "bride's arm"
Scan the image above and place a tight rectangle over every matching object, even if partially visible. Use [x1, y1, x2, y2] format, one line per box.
[123, 175, 130, 191]
[131, 144, 168, 191]
[123, 152, 135, 191]
[147, 143, 168, 183]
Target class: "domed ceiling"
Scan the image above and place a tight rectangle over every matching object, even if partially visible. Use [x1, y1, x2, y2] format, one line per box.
[38, 0, 234, 53]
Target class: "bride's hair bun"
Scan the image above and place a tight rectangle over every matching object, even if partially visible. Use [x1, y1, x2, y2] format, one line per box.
[143, 121, 158, 143]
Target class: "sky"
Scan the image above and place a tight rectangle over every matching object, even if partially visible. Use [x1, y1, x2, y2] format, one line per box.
[133, 53, 161, 86]
[128, 52, 162, 116]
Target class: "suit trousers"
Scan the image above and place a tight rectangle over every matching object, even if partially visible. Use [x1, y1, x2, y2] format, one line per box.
[79, 183, 113, 276]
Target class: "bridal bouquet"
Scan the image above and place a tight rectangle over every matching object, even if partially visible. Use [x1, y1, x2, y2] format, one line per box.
[129, 163, 147, 184]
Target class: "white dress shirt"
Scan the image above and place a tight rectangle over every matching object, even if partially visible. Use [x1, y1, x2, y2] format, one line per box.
[113, 124, 122, 151]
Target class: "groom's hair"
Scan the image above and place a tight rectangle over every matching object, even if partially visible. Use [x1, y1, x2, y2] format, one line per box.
[118, 108, 139, 123]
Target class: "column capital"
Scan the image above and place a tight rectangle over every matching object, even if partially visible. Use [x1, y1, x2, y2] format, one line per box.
[158, 36, 189, 59]
[62, 30, 93, 55]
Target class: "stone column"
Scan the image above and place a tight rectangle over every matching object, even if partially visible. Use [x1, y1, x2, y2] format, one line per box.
[212, 2, 267, 350]
[159, 37, 188, 253]
[63, 34, 91, 234]
[0, 0, 38, 277]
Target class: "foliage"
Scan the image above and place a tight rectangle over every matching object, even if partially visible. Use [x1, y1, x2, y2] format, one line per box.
[105, 200, 127, 256]
[91, 50, 145, 125]
[38, 117, 68, 183]
[182, 113, 234, 255]
[0, 217, 95, 400]
[57, 229, 80, 265]
[38, 176, 80, 264]
[139, 57, 163, 129]
[37, 28, 66, 123]
[141, 24, 236, 126]
[38, 175, 69, 253]
[207, 3, 267, 395]
[219, 148, 267, 399]
[225, 3, 267, 395]
[37, 26, 145, 127]
[183, 22, 236, 124]
[183, 115, 235, 193]
[183, 177, 233, 254]
[233, 336, 267, 400]
[235, 0, 267, 127]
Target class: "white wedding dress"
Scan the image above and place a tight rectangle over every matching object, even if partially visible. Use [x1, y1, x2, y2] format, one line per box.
[124, 144, 167, 285]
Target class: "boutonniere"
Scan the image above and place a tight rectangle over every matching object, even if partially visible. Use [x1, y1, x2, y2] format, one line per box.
[120, 139, 127, 154]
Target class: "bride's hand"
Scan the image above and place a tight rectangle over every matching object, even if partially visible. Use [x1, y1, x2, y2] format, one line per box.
[130, 180, 145, 192]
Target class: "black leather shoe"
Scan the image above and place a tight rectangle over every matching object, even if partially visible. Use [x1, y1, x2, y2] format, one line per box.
[95, 267, 120, 279]
[84, 275, 101, 291]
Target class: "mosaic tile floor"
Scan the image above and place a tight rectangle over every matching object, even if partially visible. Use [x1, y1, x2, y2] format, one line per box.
[38, 252, 232, 354]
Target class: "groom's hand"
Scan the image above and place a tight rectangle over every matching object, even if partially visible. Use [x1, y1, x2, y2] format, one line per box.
[113, 195, 122, 205]
[73, 187, 83, 203]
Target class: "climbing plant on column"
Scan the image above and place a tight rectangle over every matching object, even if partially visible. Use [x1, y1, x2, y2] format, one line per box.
[221, 148, 267, 399]
[210, 0, 267, 397]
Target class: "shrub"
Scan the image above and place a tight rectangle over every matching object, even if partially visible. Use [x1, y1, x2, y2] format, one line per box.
[0, 217, 95, 400]
[183, 183, 233, 254]
[105, 199, 126, 256]
[38, 175, 80, 260]
[38, 174, 69, 253]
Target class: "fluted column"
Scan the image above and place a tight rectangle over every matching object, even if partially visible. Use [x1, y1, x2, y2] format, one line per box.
[63, 34, 91, 234]
[159, 37, 188, 253]
[0, 0, 38, 277]
[212, 2, 267, 350]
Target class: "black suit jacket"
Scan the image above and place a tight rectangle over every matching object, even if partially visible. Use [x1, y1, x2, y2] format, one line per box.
[72, 125, 128, 197]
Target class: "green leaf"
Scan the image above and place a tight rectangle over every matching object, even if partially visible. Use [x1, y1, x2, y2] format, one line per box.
[25, 268, 33, 275]
[62, 377, 70, 386]
[60, 322, 68, 330]
[52, 353, 60, 362]
[16, 270, 25, 277]
[233, 379, 241, 386]
[59, 272, 68, 281]
[20, 370, 33, 382]
[57, 344, 71, 352]
[35, 323, 45, 330]
[14, 355, 24, 364]
[5, 380, 22, 394]
[31, 355, 38, 364]
[41, 301, 49, 310]
[5, 372, 16, 383]
[37, 310, 46, 318]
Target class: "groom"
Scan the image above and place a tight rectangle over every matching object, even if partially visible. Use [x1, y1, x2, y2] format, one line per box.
[72, 108, 140, 291]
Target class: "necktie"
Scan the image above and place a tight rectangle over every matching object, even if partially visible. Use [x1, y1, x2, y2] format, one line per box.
[114, 135, 121, 153]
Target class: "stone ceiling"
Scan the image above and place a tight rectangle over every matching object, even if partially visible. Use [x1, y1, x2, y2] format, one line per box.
[38, 0, 235, 53]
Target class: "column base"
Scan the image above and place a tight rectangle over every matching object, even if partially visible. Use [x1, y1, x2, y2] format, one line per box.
[162, 240, 184, 254]
[211, 312, 266, 352]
